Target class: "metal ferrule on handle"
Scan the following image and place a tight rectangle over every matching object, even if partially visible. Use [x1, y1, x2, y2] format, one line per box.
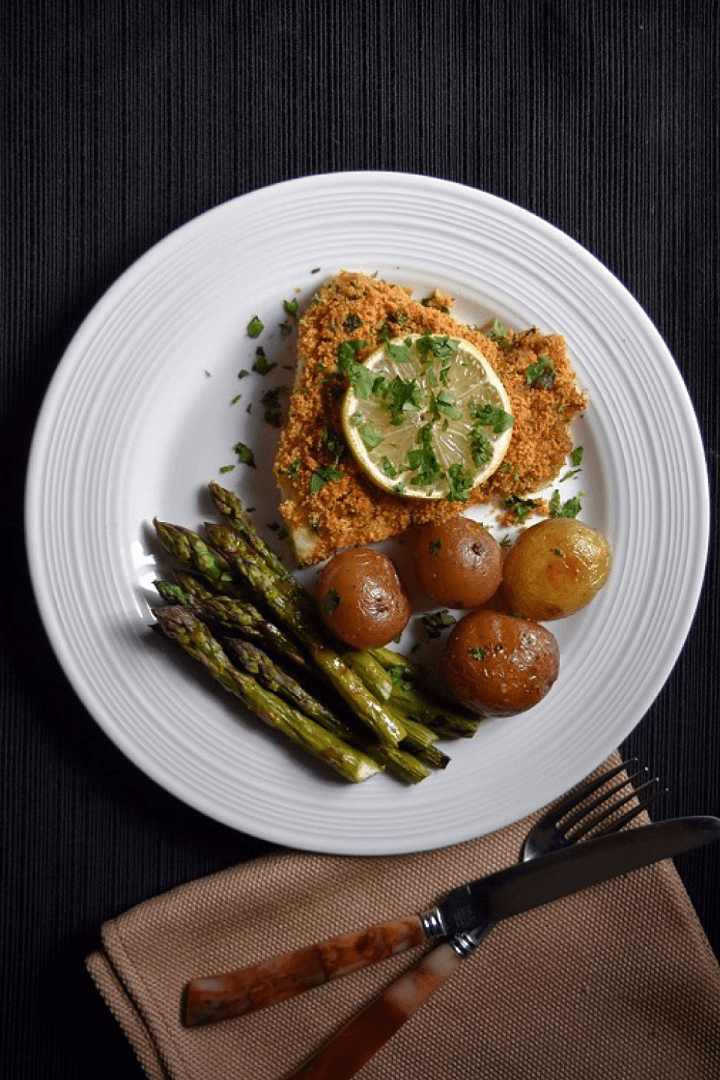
[450, 920, 496, 957]
[419, 906, 447, 940]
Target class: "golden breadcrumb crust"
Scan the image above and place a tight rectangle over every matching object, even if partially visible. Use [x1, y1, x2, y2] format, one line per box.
[274, 273, 587, 565]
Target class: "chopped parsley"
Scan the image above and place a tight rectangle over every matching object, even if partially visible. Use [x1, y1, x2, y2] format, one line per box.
[339, 341, 375, 397]
[560, 447, 584, 481]
[415, 332, 459, 362]
[420, 295, 450, 313]
[343, 312, 363, 332]
[469, 424, 493, 467]
[283, 298, 299, 320]
[337, 338, 369, 366]
[447, 462, 473, 502]
[233, 441, 256, 468]
[252, 347, 276, 375]
[357, 422, 384, 450]
[387, 665, 412, 693]
[484, 318, 514, 350]
[320, 587, 343, 616]
[247, 315, 264, 338]
[469, 647, 486, 661]
[321, 422, 346, 464]
[385, 375, 423, 423]
[431, 389, 462, 421]
[310, 465, 344, 493]
[429, 538, 442, 558]
[386, 339, 414, 365]
[287, 458, 301, 479]
[219, 464, 235, 474]
[503, 495, 538, 523]
[261, 386, 286, 427]
[469, 402, 514, 434]
[421, 610, 457, 640]
[237, 368, 250, 379]
[381, 456, 399, 478]
[406, 423, 442, 487]
[549, 490, 582, 518]
[525, 354, 556, 389]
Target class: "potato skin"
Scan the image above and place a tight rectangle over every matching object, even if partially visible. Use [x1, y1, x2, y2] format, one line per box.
[443, 609, 560, 716]
[413, 518, 503, 609]
[501, 519, 612, 621]
[316, 548, 411, 648]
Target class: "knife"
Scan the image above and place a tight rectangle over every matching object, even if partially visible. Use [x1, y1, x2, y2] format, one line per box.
[185, 816, 720, 1032]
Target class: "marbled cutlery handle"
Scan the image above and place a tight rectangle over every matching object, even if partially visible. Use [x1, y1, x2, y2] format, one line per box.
[286, 942, 464, 1080]
[184, 915, 426, 1027]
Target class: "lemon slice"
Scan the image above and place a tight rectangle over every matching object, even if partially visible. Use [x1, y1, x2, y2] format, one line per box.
[341, 333, 514, 501]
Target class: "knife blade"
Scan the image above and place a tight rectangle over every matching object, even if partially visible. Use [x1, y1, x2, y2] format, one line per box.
[184, 815, 720, 1029]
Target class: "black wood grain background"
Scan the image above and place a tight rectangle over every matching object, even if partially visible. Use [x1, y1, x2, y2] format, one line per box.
[2, 2, 718, 1076]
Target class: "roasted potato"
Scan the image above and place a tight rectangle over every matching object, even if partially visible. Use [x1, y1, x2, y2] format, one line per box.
[501, 519, 612, 621]
[413, 518, 503, 609]
[443, 609, 560, 716]
[316, 548, 411, 648]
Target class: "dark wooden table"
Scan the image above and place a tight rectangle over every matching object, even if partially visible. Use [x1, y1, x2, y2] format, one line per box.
[3, 2, 718, 1076]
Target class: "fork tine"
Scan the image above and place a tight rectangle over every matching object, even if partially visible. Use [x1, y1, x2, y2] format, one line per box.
[544, 759, 636, 825]
[597, 783, 667, 835]
[560, 768, 647, 833]
[568, 777, 661, 841]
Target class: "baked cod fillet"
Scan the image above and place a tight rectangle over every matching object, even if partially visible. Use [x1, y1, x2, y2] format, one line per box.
[274, 273, 587, 566]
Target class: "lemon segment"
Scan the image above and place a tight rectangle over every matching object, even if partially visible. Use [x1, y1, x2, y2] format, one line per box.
[341, 333, 514, 501]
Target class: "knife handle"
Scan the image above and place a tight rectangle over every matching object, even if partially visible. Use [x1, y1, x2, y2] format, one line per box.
[286, 942, 465, 1080]
[184, 915, 426, 1027]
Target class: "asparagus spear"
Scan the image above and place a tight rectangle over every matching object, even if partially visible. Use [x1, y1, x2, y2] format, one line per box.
[371, 647, 482, 737]
[154, 520, 241, 594]
[171, 570, 218, 601]
[416, 744, 451, 769]
[388, 682, 481, 738]
[155, 578, 312, 673]
[225, 638, 352, 738]
[368, 745, 430, 784]
[342, 649, 393, 702]
[208, 481, 292, 584]
[204, 523, 406, 748]
[225, 639, 430, 784]
[153, 605, 380, 784]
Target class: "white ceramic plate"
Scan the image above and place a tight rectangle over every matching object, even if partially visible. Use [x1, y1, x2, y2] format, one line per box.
[25, 173, 709, 855]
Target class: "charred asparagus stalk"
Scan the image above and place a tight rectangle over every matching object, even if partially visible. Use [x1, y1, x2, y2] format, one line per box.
[154, 578, 311, 673]
[208, 481, 292, 585]
[225, 639, 433, 784]
[203, 523, 407, 748]
[370, 647, 482, 738]
[153, 605, 380, 784]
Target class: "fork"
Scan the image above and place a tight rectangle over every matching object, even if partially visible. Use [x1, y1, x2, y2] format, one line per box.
[522, 758, 664, 861]
[184, 759, 661, 1029]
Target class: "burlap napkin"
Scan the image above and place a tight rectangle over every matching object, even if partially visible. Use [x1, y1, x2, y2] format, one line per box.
[86, 754, 720, 1080]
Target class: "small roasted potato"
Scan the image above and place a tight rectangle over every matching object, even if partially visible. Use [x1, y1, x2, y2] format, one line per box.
[316, 548, 411, 648]
[443, 609, 559, 716]
[501, 519, 612, 621]
[413, 518, 503, 609]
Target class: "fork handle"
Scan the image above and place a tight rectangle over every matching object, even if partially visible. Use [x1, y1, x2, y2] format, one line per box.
[286, 942, 465, 1080]
[184, 915, 426, 1027]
